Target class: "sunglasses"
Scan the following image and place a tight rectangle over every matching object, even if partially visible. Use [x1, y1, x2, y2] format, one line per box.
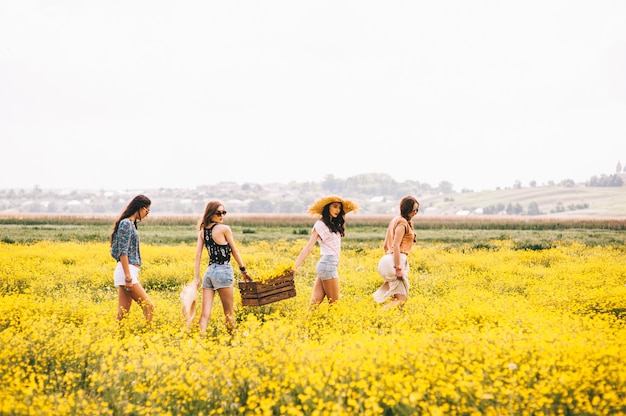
[215, 210, 227, 217]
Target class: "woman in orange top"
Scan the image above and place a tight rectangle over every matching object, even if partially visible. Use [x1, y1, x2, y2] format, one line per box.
[373, 195, 419, 309]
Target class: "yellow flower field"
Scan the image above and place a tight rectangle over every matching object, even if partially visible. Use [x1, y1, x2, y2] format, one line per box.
[1, 239, 625, 415]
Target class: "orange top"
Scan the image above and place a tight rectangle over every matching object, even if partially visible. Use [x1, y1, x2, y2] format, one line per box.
[383, 216, 415, 255]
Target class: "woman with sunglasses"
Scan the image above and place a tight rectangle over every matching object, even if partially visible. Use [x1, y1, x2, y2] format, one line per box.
[373, 195, 419, 310]
[110, 194, 154, 324]
[194, 201, 251, 335]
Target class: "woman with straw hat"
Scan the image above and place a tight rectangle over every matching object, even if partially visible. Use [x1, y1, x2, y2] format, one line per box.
[293, 195, 358, 308]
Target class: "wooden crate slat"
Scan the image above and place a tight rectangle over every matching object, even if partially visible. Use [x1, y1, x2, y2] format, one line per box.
[240, 284, 294, 299]
[238, 274, 294, 291]
[239, 279, 293, 292]
[238, 272, 296, 306]
[241, 289, 296, 306]
[239, 279, 294, 296]
[240, 283, 295, 300]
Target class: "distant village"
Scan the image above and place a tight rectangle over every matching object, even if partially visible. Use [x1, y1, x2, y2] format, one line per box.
[0, 165, 624, 216]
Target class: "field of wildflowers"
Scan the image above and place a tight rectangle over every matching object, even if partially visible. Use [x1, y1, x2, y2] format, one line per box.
[1, 235, 626, 415]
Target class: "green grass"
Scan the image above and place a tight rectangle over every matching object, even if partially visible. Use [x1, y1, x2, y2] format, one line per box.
[1, 214, 624, 248]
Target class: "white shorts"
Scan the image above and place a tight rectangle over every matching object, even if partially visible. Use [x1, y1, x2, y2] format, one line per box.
[377, 253, 408, 279]
[113, 262, 140, 286]
[373, 253, 410, 303]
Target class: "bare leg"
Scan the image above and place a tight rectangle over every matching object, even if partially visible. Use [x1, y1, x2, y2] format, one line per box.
[217, 287, 236, 334]
[117, 286, 133, 321]
[321, 277, 340, 305]
[133, 283, 154, 323]
[381, 294, 407, 311]
[117, 284, 154, 324]
[309, 276, 326, 308]
[310, 276, 340, 308]
[199, 288, 215, 334]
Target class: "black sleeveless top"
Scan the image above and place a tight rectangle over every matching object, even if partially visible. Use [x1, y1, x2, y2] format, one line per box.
[204, 225, 232, 264]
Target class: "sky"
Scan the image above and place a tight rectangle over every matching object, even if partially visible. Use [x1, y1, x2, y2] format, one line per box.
[1, 0, 625, 192]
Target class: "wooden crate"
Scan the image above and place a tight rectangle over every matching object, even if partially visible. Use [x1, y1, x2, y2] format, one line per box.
[238, 272, 296, 306]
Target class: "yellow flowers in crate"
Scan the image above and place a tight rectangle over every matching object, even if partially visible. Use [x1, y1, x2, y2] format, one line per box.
[238, 251, 296, 306]
[245, 259, 294, 283]
[239, 241, 298, 283]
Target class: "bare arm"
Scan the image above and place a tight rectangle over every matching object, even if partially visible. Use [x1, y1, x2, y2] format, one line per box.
[392, 224, 405, 279]
[293, 228, 319, 271]
[120, 254, 133, 290]
[194, 230, 205, 287]
[223, 226, 251, 281]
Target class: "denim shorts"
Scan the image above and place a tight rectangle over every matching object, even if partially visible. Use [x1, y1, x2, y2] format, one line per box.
[316, 255, 339, 280]
[202, 263, 234, 290]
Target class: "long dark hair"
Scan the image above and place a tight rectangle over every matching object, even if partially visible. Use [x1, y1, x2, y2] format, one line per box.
[199, 200, 223, 230]
[109, 194, 151, 245]
[400, 195, 419, 221]
[399, 196, 419, 238]
[321, 203, 346, 237]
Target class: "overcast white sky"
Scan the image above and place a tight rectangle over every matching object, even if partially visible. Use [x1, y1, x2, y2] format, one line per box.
[1, 0, 625, 192]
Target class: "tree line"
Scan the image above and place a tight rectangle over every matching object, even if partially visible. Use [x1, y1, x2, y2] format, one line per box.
[0, 172, 622, 215]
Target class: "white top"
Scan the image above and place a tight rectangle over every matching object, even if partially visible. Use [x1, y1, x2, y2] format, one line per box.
[313, 220, 341, 258]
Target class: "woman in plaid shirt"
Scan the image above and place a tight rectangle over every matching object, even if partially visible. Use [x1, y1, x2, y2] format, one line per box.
[110, 194, 154, 325]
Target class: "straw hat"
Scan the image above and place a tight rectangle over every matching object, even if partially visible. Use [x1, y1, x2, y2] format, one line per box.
[180, 281, 197, 326]
[308, 195, 358, 215]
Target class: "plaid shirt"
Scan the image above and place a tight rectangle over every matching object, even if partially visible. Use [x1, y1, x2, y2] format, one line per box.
[111, 218, 142, 266]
